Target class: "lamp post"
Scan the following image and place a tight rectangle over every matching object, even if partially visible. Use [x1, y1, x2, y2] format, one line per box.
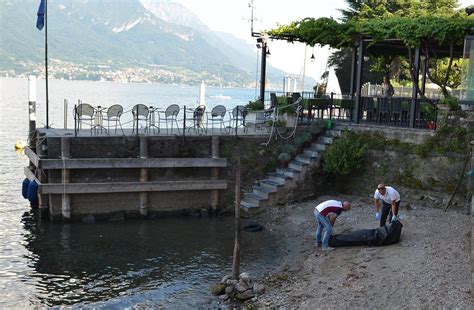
[257, 37, 269, 104]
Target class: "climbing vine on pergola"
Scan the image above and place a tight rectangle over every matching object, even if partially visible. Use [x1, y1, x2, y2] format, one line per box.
[268, 15, 474, 96]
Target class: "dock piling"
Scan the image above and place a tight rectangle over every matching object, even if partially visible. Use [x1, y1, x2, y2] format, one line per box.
[139, 137, 148, 216]
[61, 137, 71, 220]
[211, 136, 219, 210]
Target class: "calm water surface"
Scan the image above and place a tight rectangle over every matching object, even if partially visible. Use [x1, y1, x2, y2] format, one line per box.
[0, 78, 285, 308]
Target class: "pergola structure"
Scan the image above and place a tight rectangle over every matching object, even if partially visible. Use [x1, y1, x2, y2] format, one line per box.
[349, 35, 472, 127]
[264, 12, 474, 128]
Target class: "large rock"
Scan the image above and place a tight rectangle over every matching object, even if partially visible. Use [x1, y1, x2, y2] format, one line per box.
[210, 283, 226, 295]
[253, 283, 266, 295]
[235, 289, 255, 301]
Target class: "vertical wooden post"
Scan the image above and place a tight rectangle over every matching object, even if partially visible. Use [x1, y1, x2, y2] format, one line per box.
[61, 137, 71, 220]
[139, 137, 148, 216]
[36, 135, 48, 214]
[232, 158, 241, 279]
[211, 136, 219, 210]
[354, 39, 364, 124]
[409, 47, 420, 128]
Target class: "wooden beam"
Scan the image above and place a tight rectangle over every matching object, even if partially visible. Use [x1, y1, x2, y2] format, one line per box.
[23, 166, 42, 185]
[24, 147, 40, 168]
[39, 180, 227, 194]
[38, 157, 228, 170]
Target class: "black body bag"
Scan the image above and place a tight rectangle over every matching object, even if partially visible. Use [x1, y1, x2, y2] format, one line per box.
[329, 220, 403, 247]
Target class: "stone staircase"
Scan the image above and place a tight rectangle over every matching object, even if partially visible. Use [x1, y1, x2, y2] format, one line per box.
[240, 128, 343, 210]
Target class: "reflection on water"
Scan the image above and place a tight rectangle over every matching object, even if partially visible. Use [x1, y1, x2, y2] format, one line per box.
[20, 210, 281, 307]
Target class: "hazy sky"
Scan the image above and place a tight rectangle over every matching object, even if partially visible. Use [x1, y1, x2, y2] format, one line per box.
[175, 0, 472, 83]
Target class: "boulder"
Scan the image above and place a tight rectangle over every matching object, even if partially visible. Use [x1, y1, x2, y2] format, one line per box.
[210, 283, 226, 295]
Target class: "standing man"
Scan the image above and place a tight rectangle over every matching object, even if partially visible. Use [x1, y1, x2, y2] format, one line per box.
[374, 183, 400, 227]
[314, 199, 352, 251]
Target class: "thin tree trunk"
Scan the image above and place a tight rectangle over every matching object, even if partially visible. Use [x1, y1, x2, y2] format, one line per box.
[445, 158, 469, 212]
[232, 158, 241, 279]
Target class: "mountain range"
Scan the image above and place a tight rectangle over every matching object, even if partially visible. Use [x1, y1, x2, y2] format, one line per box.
[0, 0, 309, 87]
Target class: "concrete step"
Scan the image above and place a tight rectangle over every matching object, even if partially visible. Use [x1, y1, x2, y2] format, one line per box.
[244, 192, 267, 205]
[295, 154, 313, 164]
[303, 149, 318, 158]
[326, 129, 343, 137]
[276, 167, 301, 178]
[310, 143, 327, 152]
[252, 185, 276, 198]
[241, 199, 258, 209]
[268, 172, 289, 184]
[260, 178, 284, 191]
[288, 160, 308, 171]
[318, 136, 333, 144]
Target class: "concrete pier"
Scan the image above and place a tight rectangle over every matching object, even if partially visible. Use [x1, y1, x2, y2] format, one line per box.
[24, 129, 278, 221]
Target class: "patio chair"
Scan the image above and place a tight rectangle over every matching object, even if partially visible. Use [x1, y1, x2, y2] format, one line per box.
[376, 97, 390, 124]
[390, 97, 403, 126]
[103, 104, 124, 134]
[206, 105, 227, 134]
[186, 105, 206, 134]
[75, 102, 95, 134]
[132, 104, 149, 134]
[159, 104, 180, 135]
[312, 96, 330, 119]
[362, 96, 375, 122]
[229, 105, 247, 133]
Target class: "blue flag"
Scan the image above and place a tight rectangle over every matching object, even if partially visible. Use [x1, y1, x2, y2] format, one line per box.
[36, 0, 45, 30]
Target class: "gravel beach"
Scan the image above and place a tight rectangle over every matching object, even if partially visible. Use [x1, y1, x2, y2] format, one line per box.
[249, 195, 471, 308]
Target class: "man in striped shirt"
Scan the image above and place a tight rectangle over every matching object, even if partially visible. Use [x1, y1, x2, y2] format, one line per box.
[314, 199, 352, 251]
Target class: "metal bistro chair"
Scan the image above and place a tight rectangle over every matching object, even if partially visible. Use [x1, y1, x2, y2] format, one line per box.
[187, 105, 206, 134]
[75, 102, 95, 134]
[390, 97, 404, 126]
[103, 104, 124, 134]
[361, 96, 375, 122]
[376, 97, 390, 124]
[159, 104, 180, 135]
[229, 105, 247, 133]
[207, 105, 227, 134]
[132, 104, 149, 134]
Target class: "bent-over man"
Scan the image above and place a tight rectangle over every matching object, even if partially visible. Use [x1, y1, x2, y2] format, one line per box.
[314, 199, 352, 251]
[374, 183, 400, 227]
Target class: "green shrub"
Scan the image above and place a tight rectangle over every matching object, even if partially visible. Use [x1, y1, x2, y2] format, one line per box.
[281, 144, 296, 156]
[439, 95, 461, 111]
[322, 132, 367, 176]
[299, 131, 311, 143]
[308, 125, 322, 135]
[246, 100, 264, 111]
[292, 135, 306, 148]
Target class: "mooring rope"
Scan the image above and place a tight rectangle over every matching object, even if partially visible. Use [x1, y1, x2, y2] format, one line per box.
[262, 97, 303, 146]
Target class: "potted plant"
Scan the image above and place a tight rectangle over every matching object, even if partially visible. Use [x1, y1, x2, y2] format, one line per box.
[292, 136, 306, 154]
[277, 152, 290, 167]
[299, 132, 312, 147]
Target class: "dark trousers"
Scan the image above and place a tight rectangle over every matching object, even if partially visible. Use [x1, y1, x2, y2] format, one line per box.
[380, 200, 400, 227]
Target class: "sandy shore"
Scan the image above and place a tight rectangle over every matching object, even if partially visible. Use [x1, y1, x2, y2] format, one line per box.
[249, 195, 471, 308]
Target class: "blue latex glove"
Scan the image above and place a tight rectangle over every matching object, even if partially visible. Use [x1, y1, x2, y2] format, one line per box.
[391, 215, 398, 222]
[375, 212, 381, 220]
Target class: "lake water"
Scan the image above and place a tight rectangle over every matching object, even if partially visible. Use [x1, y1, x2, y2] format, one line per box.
[0, 78, 285, 307]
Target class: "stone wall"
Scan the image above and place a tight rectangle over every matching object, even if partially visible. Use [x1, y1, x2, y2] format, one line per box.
[43, 134, 287, 220]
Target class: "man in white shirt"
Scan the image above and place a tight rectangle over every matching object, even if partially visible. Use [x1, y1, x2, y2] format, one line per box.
[314, 199, 352, 251]
[374, 183, 400, 227]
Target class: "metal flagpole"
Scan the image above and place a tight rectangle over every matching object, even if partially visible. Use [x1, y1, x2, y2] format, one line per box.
[36, 0, 49, 129]
[45, 0, 49, 129]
